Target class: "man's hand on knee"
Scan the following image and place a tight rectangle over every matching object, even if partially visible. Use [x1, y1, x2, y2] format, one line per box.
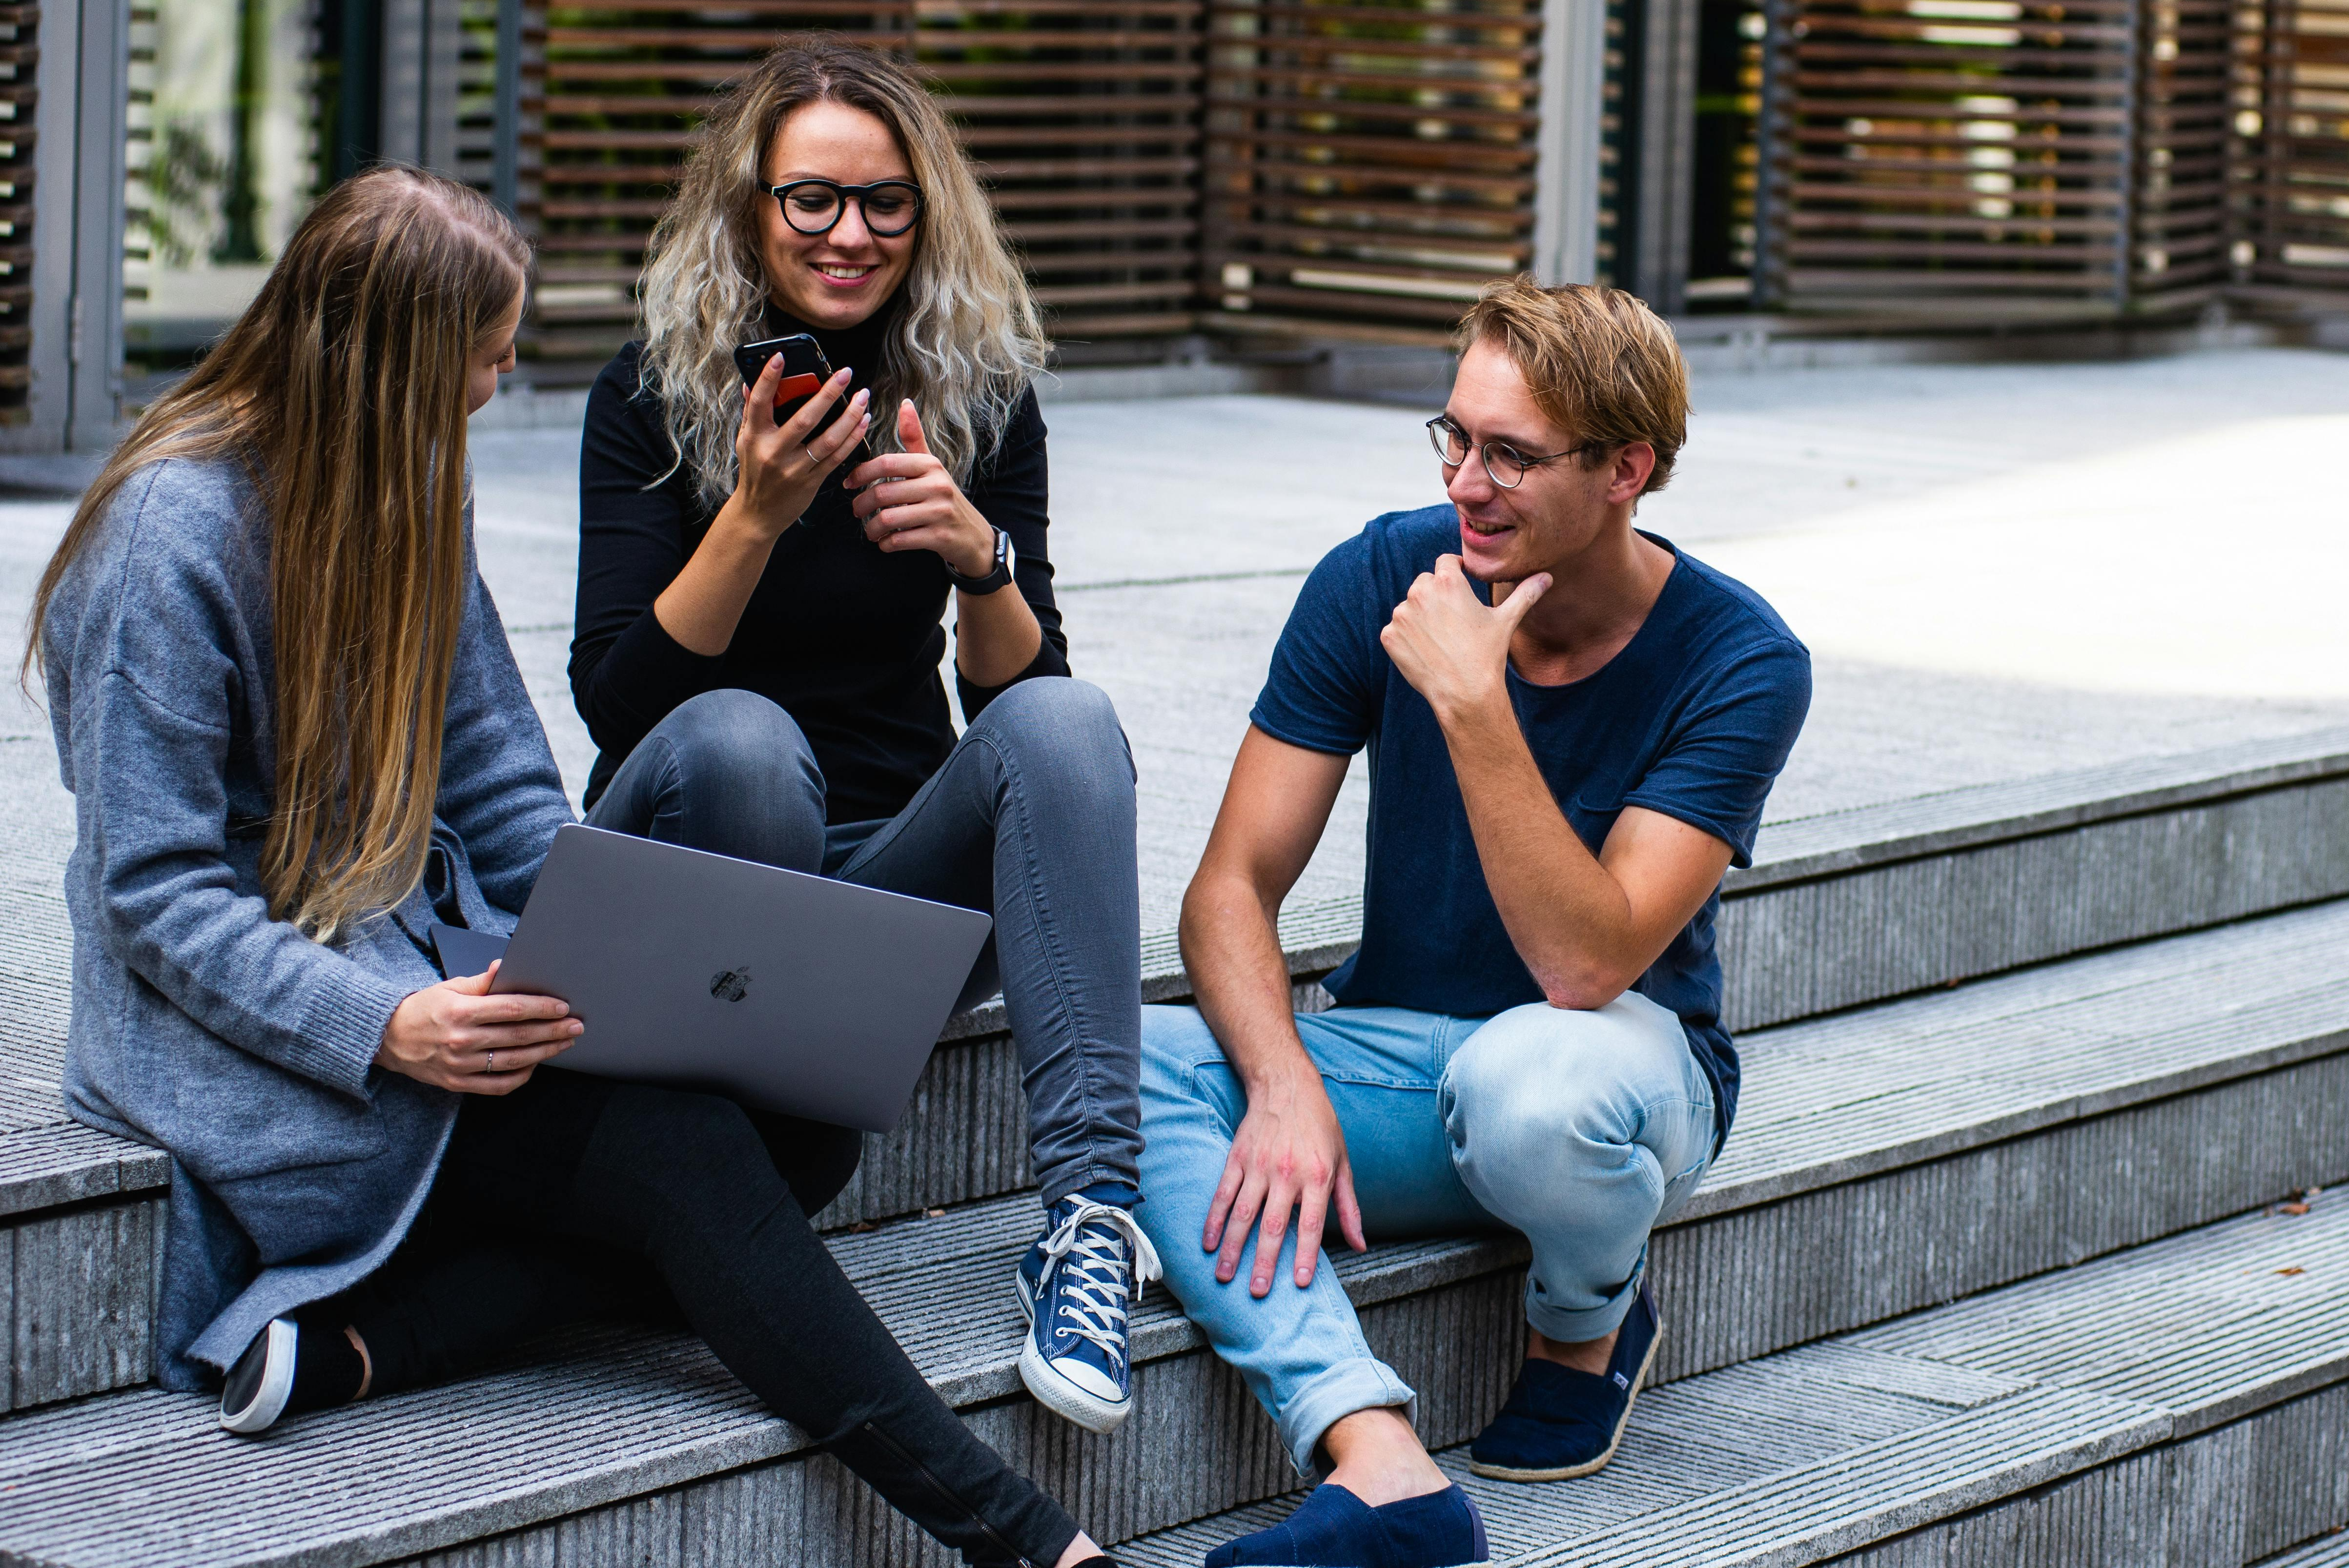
[1204, 1064, 1368, 1295]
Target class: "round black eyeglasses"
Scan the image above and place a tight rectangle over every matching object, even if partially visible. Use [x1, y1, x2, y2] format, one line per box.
[768, 179, 925, 238]
[1426, 416, 1596, 489]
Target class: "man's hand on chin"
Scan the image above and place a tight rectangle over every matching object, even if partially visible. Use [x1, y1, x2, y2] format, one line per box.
[1380, 554, 1552, 725]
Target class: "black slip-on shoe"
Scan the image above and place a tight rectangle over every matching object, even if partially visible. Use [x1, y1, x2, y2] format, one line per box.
[1468, 1282, 1660, 1482]
[219, 1318, 300, 1435]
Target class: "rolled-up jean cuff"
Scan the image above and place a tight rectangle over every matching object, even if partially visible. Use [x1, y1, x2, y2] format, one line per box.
[1278, 1357, 1418, 1476]
[1524, 1252, 1645, 1344]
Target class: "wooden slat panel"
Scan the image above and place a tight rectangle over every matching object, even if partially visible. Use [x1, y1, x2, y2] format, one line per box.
[521, 1, 1205, 366]
[0, 0, 25, 417]
[1205, 125, 1535, 166]
[2231, 0, 2349, 306]
[1761, 0, 2233, 313]
[1203, 0, 1540, 332]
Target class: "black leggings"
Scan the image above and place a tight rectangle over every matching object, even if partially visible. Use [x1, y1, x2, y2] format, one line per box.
[312, 1068, 1076, 1568]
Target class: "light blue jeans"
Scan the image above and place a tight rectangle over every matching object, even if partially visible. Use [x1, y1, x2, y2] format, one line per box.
[1135, 993, 1717, 1474]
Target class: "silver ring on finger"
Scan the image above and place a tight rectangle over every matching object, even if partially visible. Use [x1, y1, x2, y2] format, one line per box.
[484, 1049, 496, 1073]
[805, 447, 824, 465]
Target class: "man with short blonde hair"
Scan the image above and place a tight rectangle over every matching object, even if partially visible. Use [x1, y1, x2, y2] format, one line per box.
[1136, 280, 1812, 1568]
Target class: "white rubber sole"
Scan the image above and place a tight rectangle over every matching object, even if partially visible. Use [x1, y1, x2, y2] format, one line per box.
[219, 1318, 299, 1435]
[1017, 1332, 1131, 1435]
[1466, 1309, 1663, 1483]
[1010, 1274, 1132, 1435]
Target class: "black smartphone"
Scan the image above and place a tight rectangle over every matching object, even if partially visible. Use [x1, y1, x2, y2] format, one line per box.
[733, 333, 837, 425]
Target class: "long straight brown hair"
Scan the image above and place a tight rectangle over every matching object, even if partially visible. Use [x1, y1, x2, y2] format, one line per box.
[26, 167, 529, 941]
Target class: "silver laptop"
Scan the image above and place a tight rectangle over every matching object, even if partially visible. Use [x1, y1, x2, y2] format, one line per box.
[431, 823, 992, 1132]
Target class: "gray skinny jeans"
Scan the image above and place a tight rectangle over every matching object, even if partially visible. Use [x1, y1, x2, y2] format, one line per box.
[585, 679, 1144, 1202]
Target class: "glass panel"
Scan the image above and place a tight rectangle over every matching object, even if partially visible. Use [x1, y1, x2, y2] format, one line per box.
[124, 0, 323, 378]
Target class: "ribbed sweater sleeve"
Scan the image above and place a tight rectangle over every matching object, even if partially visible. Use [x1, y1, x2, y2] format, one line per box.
[955, 385, 1070, 721]
[567, 349, 723, 769]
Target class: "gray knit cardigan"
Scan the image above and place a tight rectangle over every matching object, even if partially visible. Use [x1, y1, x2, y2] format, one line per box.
[41, 456, 573, 1389]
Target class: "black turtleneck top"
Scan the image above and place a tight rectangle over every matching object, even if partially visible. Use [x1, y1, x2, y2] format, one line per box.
[569, 307, 1068, 821]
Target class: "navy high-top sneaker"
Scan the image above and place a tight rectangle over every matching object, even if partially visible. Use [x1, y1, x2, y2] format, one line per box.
[1015, 1192, 1162, 1433]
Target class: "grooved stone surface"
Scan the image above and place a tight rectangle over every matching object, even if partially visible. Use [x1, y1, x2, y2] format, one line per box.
[5, 1201, 163, 1409]
[1697, 899, 2349, 1215]
[849, 762, 2349, 1225]
[4, 1046, 2345, 1567]
[1121, 1193, 2349, 1568]
[15, 889, 2349, 1419]
[2265, 1530, 2349, 1567]
[5, 718, 2346, 1228]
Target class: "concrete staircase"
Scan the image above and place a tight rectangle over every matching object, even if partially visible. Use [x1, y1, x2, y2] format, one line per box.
[0, 726, 2346, 1565]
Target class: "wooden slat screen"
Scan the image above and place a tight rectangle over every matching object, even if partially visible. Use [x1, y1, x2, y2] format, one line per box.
[519, 4, 1206, 369]
[929, 1, 1206, 342]
[2130, 0, 2232, 307]
[0, 2, 31, 420]
[2232, 0, 2349, 308]
[1757, 0, 2229, 314]
[460, 0, 504, 192]
[1198, 0, 1544, 341]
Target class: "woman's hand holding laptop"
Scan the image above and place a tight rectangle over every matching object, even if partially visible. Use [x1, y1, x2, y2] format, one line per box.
[375, 960, 582, 1094]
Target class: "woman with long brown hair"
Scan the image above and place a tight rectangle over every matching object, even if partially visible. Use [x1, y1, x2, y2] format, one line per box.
[30, 166, 1115, 1568]
[572, 35, 1155, 1441]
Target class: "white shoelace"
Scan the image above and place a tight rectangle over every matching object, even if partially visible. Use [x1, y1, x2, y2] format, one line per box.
[1037, 1201, 1164, 1368]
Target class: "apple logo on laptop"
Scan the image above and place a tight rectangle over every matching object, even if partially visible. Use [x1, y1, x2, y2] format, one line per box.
[710, 968, 752, 1003]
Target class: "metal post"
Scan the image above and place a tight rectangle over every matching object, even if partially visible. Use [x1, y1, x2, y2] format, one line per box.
[336, 0, 382, 180]
[13, 0, 80, 451]
[1625, 0, 1697, 312]
[66, 0, 133, 450]
[422, 0, 459, 173]
[492, 0, 521, 214]
[378, 0, 422, 164]
[1531, 0, 1607, 284]
[2113, 0, 2142, 312]
[1749, 0, 1790, 308]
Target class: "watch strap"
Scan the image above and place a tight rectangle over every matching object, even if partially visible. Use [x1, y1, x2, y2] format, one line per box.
[947, 525, 1015, 594]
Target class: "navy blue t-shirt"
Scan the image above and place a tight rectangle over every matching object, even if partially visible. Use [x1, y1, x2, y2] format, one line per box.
[1251, 506, 1811, 1140]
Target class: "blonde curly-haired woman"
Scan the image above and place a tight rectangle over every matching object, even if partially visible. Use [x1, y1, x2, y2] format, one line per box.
[568, 34, 1157, 1456]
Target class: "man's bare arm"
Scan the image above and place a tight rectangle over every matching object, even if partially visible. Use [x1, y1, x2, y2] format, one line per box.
[1179, 727, 1367, 1293]
[1382, 556, 1732, 1009]
[1446, 723, 1731, 1007]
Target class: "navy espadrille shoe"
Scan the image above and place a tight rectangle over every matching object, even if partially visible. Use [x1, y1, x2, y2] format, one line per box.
[1204, 1482, 1488, 1568]
[1468, 1281, 1660, 1482]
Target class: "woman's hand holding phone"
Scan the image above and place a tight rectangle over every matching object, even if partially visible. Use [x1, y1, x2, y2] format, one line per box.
[654, 355, 870, 656]
[376, 961, 582, 1095]
[734, 355, 871, 539]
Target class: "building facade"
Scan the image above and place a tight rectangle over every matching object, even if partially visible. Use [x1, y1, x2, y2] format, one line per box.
[7, 0, 2346, 449]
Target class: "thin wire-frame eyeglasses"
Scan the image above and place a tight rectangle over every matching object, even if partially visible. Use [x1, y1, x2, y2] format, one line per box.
[768, 179, 925, 238]
[1426, 416, 1596, 489]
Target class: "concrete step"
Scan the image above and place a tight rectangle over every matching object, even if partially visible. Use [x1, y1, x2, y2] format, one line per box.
[749, 721, 2349, 1225]
[10, 1182, 2342, 1568]
[3, 726, 2343, 1408]
[2264, 1532, 2349, 1567]
[22, 884, 2349, 1416]
[1, 901, 2343, 1564]
[1121, 1189, 2349, 1568]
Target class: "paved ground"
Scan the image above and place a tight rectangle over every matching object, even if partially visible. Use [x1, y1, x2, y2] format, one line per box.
[6, 346, 2347, 933]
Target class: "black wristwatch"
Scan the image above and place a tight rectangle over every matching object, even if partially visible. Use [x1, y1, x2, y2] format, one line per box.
[946, 525, 1016, 595]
